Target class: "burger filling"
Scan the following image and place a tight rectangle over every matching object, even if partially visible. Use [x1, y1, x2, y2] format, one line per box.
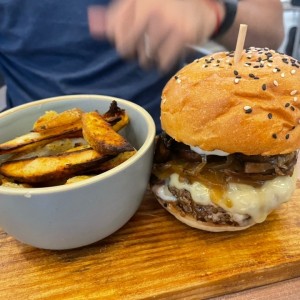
[151, 132, 298, 227]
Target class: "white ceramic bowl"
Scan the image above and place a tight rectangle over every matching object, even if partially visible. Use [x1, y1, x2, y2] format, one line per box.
[0, 95, 156, 250]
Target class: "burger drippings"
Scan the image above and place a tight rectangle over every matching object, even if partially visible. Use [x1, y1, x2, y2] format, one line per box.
[152, 132, 298, 188]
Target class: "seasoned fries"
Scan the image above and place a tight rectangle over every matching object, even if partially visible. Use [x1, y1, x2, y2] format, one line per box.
[103, 100, 129, 132]
[0, 127, 83, 155]
[0, 147, 114, 184]
[33, 108, 83, 132]
[82, 111, 134, 155]
[85, 150, 137, 173]
[0, 101, 136, 187]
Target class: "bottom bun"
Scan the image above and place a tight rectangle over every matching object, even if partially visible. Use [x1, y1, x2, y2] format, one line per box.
[151, 170, 296, 232]
[156, 197, 254, 232]
[151, 182, 257, 232]
[155, 194, 254, 232]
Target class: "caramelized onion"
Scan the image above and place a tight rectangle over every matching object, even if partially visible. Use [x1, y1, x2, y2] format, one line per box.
[244, 162, 274, 173]
[152, 132, 298, 188]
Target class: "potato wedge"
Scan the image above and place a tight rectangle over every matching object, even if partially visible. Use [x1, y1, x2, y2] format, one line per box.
[0, 101, 128, 156]
[33, 102, 128, 133]
[33, 108, 84, 132]
[0, 101, 134, 187]
[0, 175, 32, 188]
[87, 150, 137, 173]
[103, 100, 129, 131]
[65, 175, 95, 184]
[82, 111, 134, 155]
[0, 122, 82, 155]
[10, 138, 87, 160]
[0, 148, 115, 184]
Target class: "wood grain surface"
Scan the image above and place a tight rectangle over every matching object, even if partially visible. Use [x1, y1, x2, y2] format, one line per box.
[1, 181, 300, 299]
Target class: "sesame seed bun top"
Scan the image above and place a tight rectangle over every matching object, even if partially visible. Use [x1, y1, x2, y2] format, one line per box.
[161, 47, 300, 155]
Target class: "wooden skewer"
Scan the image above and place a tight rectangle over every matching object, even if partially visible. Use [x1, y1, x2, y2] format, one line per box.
[234, 24, 248, 64]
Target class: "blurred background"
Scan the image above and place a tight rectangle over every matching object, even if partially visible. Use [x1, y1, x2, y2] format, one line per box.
[1, 0, 300, 111]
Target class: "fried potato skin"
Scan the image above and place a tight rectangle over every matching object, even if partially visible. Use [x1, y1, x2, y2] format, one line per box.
[0, 101, 136, 187]
[9, 138, 88, 160]
[33, 108, 84, 132]
[103, 100, 129, 131]
[89, 150, 137, 173]
[0, 125, 83, 155]
[0, 148, 114, 184]
[65, 175, 95, 184]
[82, 111, 134, 155]
[0, 102, 128, 155]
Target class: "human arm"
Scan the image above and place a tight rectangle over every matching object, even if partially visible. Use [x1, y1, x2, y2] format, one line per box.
[217, 0, 284, 50]
[88, 0, 284, 72]
[88, 0, 218, 71]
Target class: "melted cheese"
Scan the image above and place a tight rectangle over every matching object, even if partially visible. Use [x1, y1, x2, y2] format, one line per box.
[160, 172, 297, 224]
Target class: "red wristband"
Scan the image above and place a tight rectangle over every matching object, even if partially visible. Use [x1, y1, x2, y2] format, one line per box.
[204, 0, 223, 37]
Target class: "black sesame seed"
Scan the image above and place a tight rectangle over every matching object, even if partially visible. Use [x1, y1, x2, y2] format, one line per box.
[272, 133, 277, 139]
[286, 134, 290, 140]
[262, 84, 267, 91]
[285, 103, 290, 108]
[291, 106, 295, 111]
[268, 113, 273, 119]
[254, 77, 260, 80]
[236, 75, 242, 79]
[253, 65, 260, 68]
[249, 73, 255, 78]
[174, 75, 178, 80]
[234, 70, 238, 76]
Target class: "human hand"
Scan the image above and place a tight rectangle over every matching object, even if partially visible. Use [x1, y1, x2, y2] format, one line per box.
[88, 0, 218, 72]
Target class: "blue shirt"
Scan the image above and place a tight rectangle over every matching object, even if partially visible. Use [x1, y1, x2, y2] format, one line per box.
[0, 0, 178, 131]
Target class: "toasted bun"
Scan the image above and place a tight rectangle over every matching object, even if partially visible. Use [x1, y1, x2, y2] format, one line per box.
[156, 197, 254, 232]
[161, 47, 300, 155]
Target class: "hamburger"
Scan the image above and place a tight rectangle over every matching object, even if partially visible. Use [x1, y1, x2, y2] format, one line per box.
[151, 47, 300, 232]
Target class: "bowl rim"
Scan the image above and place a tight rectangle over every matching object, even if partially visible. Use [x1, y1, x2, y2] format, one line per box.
[0, 94, 156, 195]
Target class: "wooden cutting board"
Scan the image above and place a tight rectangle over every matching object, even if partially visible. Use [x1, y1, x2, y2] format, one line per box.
[1, 181, 300, 299]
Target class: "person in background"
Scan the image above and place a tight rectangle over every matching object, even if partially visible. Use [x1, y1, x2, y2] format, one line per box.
[89, 0, 284, 72]
[0, 0, 284, 131]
